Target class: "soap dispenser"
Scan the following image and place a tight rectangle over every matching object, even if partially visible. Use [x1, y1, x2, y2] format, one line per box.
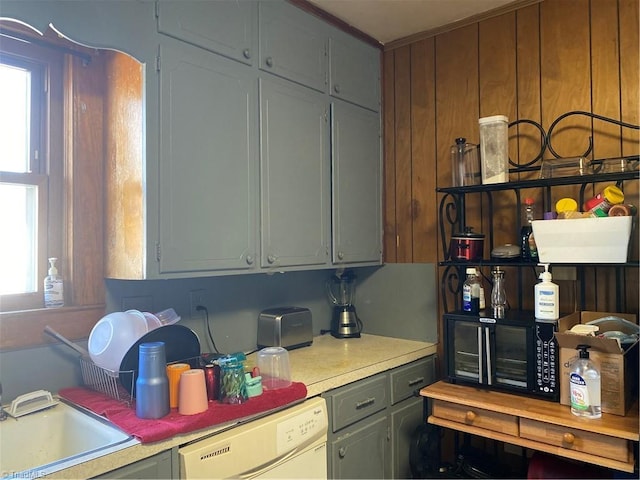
[44, 257, 64, 308]
[534, 263, 558, 320]
[570, 344, 601, 419]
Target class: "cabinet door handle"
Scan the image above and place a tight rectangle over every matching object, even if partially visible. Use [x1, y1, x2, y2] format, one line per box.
[334, 84, 341, 94]
[265, 56, 273, 68]
[408, 377, 425, 387]
[245, 255, 254, 265]
[465, 410, 476, 423]
[355, 397, 375, 409]
[338, 447, 346, 458]
[337, 251, 344, 260]
[267, 254, 276, 264]
[243, 48, 251, 59]
[562, 432, 575, 445]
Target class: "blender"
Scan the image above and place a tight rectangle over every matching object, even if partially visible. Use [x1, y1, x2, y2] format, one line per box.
[326, 270, 362, 338]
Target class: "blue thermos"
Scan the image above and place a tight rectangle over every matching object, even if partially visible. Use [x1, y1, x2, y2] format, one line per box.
[135, 342, 170, 419]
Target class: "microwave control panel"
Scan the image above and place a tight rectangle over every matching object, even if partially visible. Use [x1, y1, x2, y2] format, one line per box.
[534, 320, 558, 395]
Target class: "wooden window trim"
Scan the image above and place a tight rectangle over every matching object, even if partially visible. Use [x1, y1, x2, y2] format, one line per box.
[0, 22, 106, 350]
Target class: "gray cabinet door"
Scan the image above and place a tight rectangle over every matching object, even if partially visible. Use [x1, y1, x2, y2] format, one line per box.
[158, 41, 258, 274]
[329, 411, 390, 479]
[331, 101, 382, 265]
[390, 396, 425, 479]
[329, 29, 380, 112]
[259, 1, 327, 92]
[92, 450, 175, 479]
[156, 0, 257, 65]
[259, 76, 330, 269]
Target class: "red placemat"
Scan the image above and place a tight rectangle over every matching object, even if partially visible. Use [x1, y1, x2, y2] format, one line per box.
[59, 382, 307, 443]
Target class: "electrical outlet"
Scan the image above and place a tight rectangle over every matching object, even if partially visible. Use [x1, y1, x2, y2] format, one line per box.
[189, 289, 205, 317]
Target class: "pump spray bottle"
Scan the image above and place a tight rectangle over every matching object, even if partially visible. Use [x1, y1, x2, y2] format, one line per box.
[44, 257, 64, 308]
[534, 264, 558, 320]
[570, 345, 601, 419]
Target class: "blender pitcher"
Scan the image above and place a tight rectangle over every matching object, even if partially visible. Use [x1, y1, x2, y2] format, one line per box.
[326, 271, 362, 338]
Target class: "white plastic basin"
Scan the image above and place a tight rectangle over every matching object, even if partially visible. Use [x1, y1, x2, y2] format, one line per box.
[0, 399, 139, 479]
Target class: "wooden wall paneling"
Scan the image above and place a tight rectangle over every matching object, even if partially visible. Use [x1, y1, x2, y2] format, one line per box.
[478, 13, 520, 262]
[383, 50, 398, 262]
[539, 0, 595, 309]
[619, 0, 640, 316]
[512, 5, 547, 310]
[104, 51, 145, 279]
[69, 54, 106, 306]
[540, 0, 591, 160]
[515, 4, 542, 180]
[479, 11, 538, 310]
[590, 0, 624, 311]
[410, 38, 437, 263]
[619, 0, 640, 155]
[434, 26, 480, 314]
[393, 46, 414, 262]
[590, 0, 622, 159]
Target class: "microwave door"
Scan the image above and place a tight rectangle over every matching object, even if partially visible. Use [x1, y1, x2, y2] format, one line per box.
[449, 319, 483, 384]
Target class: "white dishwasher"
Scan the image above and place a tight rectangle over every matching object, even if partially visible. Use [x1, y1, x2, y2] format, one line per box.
[179, 397, 328, 479]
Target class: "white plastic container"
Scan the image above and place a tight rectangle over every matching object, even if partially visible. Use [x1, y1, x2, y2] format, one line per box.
[532, 216, 633, 263]
[479, 115, 509, 184]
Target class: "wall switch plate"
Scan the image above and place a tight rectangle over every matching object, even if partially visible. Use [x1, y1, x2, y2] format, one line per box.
[189, 289, 206, 317]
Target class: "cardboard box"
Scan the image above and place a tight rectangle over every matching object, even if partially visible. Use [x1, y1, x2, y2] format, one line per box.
[532, 216, 633, 263]
[556, 311, 639, 416]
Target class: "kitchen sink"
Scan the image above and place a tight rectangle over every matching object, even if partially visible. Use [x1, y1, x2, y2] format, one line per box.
[0, 395, 139, 479]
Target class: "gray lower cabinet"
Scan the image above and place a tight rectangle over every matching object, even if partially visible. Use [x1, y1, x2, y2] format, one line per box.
[390, 396, 426, 479]
[323, 356, 436, 479]
[328, 410, 390, 479]
[92, 449, 177, 479]
[389, 356, 436, 479]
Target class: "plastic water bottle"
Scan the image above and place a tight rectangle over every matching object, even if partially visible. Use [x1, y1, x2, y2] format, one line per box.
[462, 268, 480, 314]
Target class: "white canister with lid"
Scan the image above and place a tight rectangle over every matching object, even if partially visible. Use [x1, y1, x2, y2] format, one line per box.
[479, 115, 509, 184]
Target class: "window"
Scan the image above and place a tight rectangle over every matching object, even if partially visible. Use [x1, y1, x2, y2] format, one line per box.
[0, 29, 63, 311]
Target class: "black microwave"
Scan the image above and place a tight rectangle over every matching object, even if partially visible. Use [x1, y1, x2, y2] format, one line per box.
[444, 310, 559, 400]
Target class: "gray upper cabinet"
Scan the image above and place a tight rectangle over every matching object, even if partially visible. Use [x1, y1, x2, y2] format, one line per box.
[259, 1, 328, 92]
[156, 0, 257, 65]
[259, 76, 330, 269]
[158, 40, 259, 274]
[331, 101, 382, 265]
[329, 28, 380, 112]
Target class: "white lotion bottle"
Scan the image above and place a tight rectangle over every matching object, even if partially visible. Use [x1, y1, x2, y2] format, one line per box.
[534, 263, 558, 320]
[44, 257, 64, 308]
[570, 345, 601, 419]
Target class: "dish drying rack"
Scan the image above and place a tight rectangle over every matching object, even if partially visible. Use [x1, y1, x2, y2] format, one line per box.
[79, 356, 204, 406]
[79, 357, 136, 406]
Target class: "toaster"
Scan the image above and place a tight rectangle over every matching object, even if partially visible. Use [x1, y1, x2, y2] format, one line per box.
[257, 307, 313, 350]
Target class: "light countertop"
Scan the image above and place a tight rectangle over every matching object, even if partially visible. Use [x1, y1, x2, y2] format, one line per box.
[45, 334, 436, 479]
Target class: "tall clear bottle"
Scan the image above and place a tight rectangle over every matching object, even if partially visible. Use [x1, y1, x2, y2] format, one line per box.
[570, 345, 601, 419]
[490, 267, 507, 319]
[462, 268, 481, 314]
[520, 198, 539, 262]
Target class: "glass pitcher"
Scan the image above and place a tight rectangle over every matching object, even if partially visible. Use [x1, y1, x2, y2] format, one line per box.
[451, 137, 481, 186]
[326, 271, 357, 307]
